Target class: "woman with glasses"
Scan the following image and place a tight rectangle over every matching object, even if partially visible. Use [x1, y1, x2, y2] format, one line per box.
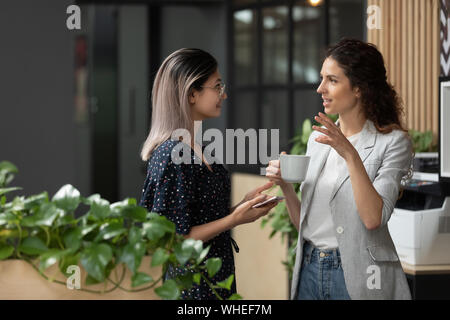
[139, 48, 277, 300]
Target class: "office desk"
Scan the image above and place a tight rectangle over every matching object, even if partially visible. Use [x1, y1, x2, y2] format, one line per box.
[401, 262, 450, 300]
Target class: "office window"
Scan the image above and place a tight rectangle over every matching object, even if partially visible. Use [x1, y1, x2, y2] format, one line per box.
[229, 0, 364, 174]
[234, 9, 258, 86]
[262, 90, 289, 150]
[262, 6, 289, 84]
[293, 1, 325, 84]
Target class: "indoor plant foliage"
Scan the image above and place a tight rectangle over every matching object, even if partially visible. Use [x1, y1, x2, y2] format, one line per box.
[0, 161, 239, 300]
[408, 129, 437, 153]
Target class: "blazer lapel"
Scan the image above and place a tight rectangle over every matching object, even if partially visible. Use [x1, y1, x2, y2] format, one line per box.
[300, 140, 331, 225]
[329, 119, 377, 203]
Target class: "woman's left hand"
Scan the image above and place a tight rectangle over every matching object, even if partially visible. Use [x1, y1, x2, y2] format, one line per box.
[312, 112, 357, 161]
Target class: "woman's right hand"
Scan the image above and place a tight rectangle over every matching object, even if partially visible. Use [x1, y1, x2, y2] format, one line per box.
[230, 195, 278, 227]
[265, 151, 289, 188]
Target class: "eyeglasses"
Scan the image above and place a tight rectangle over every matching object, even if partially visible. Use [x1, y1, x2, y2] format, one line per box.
[201, 82, 226, 97]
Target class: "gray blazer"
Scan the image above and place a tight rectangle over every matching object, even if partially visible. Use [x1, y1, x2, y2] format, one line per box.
[290, 119, 413, 300]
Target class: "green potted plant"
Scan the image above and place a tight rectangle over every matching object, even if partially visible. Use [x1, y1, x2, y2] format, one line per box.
[0, 161, 239, 300]
[408, 129, 437, 153]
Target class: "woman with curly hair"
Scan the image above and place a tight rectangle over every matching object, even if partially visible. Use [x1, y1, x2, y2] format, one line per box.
[266, 39, 413, 300]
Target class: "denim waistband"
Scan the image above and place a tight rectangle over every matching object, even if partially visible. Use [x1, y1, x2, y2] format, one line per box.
[302, 241, 342, 268]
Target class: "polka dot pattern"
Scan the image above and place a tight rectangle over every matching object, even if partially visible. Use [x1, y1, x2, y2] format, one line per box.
[139, 139, 236, 300]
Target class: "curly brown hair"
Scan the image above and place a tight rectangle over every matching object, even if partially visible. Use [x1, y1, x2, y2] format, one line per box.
[325, 38, 407, 134]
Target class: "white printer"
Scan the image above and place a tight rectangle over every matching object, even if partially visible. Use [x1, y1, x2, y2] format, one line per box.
[387, 77, 450, 265]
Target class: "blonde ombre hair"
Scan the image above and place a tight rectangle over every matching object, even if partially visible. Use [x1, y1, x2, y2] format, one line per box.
[140, 48, 218, 161]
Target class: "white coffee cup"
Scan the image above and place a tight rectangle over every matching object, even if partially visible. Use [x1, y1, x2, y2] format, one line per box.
[280, 154, 310, 183]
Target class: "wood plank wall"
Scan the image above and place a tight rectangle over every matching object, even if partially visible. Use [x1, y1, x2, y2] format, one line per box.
[367, 0, 440, 138]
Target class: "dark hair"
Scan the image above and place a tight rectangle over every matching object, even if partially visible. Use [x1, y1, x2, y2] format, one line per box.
[170, 48, 218, 92]
[325, 38, 407, 134]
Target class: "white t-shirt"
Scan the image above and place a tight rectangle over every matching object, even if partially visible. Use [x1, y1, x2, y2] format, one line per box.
[301, 132, 361, 249]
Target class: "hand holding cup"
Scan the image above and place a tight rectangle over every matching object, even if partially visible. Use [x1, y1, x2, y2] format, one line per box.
[266, 152, 310, 185]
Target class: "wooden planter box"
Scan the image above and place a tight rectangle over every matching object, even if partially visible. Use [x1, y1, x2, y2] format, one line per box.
[0, 257, 161, 299]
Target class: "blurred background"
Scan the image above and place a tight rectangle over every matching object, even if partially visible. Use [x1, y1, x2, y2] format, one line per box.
[0, 0, 444, 299]
[0, 0, 365, 201]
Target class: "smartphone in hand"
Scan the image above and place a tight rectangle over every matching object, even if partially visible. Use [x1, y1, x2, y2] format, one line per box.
[252, 196, 285, 208]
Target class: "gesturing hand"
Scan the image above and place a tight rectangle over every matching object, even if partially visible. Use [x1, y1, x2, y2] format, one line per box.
[312, 112, 357, 161]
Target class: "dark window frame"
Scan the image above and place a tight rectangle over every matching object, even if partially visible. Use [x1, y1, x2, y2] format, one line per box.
[227, 0, 364, 175]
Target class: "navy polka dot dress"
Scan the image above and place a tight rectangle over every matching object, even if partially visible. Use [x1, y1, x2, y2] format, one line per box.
[139, 139, 237, 300]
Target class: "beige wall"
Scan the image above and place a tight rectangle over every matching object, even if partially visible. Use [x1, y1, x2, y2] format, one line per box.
[0, 257, 161, 299]
[231, 173, 289, 300]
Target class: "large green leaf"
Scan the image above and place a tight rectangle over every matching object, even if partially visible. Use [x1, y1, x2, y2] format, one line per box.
[121, 206, 147, 222]
[89, 198, 110, 220]
[0, 161, 18, 174]
[196, 246, 210, 264]
[63, 227, 82, 251]
[142, 221, 164, 241]
[228, 293, 243, 300]
[83, 194, 101, 205]
[193, 273, 201, 285]
[205, 258, 222, 278]
[5, 196, 25, 212]
[59, 253, 80, 277]
[301, 119, 313, 144]
[80, 243, 113, 281]
[21, 202, 62, 227]
[94, 223, 127, 242]
[174, 239, 203, 266]
[185, 239, 203, 256]
[39, 249, 72, 271]
[143, 215, 175, 241]
[52, 184, 81, 212]
[0, 244, 15, 260]
[151, 248, 170, 267]
[0, 212, 18, 226]
[131, 272, 153, 288]
[155, 279, 180, 300]
[80, 224, 97, 237]
[128, 226, 143, 245]
[216, 274, 234, 290]
[117, 242, 145, 274]
[23, 192, 48, 209]
[0, 187, 22, 197]
[177, 272, 193, 290]
[110, 198, 137, 217]
[173, 243, 192, 266]
[85, 274, 102, 286]
[18, 237, 48, 255]
[54, 213, 77, 228]
[0, 161, 18, 188]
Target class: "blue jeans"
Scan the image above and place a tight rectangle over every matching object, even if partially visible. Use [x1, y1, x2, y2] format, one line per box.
[297, 241, 351, 300]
